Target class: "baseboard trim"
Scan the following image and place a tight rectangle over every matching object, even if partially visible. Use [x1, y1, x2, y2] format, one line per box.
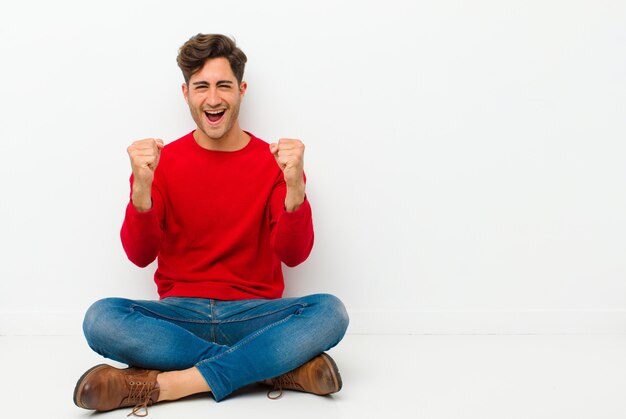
[347, 309, 626, 335]
[0, 311, 84, 336]
[1, 309, 625, 336]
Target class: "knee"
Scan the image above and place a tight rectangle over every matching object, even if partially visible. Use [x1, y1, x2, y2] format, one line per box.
[82, 297, 130, 349]
[313, 294, 350, 342]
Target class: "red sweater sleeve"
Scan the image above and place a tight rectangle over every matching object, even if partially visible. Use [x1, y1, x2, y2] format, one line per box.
[269, 178, 314, 267]
[120, 175, 165, 268]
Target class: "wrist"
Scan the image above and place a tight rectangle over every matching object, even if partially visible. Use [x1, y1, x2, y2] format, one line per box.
[284, 183, 306, 212]
[131, 182, 153, 212]
[285, 178, 305, 190]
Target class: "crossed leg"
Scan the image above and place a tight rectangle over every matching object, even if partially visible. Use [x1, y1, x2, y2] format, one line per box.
[76, 294, 349, 411]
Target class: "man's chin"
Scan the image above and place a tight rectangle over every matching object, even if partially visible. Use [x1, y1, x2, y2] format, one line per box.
[198, 126, 227, 141]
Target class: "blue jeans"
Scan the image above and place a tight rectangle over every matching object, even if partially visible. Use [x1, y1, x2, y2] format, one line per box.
[82, 294, 349, 401]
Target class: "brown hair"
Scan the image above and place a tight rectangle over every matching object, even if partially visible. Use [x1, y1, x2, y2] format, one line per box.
[176, 34, 247, 84]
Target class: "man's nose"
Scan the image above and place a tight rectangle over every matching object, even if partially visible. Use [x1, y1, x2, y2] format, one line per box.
[206, 88, 221, 107]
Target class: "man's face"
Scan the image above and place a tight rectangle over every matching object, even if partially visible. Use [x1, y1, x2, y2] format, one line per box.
[182, 57, 246, 141]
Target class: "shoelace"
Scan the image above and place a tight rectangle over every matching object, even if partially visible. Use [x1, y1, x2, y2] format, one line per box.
[126, 381, 159, 417]
[266, 372, 304, 400]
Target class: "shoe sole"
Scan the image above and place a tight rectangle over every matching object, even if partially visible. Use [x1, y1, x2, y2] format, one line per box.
[73, 364, 109, 408]
[320, 353, 343, 393]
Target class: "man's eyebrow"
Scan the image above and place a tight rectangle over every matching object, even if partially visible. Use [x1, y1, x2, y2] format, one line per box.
[191, 80, 234, 86]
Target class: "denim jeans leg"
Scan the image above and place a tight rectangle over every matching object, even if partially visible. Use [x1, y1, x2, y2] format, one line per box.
[82, 297, 227, 371]
[82, 294, 349, 402]
[196, 293, 349, 401]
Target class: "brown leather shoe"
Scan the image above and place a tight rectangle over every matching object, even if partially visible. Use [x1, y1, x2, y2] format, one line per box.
[260, 353, 342, 399]
[73, 364, 160, 416]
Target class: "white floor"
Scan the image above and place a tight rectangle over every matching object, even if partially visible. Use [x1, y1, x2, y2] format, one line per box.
[2, 334, 625, 419]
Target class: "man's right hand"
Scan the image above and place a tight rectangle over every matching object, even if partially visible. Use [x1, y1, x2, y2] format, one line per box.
[127, 138, 164, 212]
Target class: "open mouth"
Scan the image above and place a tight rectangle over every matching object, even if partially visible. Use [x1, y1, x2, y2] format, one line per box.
[204, 109, 226, 125]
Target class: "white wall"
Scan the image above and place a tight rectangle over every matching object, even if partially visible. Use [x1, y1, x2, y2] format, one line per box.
[1, 0, 625, 335]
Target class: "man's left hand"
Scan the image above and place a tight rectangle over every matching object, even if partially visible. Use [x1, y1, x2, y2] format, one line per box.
[270, 139, 306, 211]
[270, 139, 305, 185]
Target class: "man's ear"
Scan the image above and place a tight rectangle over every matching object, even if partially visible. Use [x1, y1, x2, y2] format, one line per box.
[239, 81, 247, 98]
[182, 82, 189, 104]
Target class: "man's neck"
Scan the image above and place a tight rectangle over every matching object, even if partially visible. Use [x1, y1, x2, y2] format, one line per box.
[193, 126, 250, 152]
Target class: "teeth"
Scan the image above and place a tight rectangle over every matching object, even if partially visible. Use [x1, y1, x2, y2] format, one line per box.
[205, 110, 225, 115]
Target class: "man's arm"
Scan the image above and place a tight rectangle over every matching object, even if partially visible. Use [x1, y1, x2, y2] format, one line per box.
[128, 138, 164, 211]
[269, 139, 314, 266]
[269, 139, 306, 212]
[120, 138, 165, 267]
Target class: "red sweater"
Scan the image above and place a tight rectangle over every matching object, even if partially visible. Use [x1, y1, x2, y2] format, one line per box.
[120, 131, 314, 300]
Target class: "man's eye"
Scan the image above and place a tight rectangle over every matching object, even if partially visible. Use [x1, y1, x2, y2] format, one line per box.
[195, 85, 207, 90]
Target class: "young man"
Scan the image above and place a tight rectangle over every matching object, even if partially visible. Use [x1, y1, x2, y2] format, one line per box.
[73, 34, 349, 416]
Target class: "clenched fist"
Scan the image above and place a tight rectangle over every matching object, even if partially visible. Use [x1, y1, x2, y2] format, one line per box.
[269, 139, 305, 186]
[269, 138, 306, 211]
[127, 138, 164, 212]
[127, 138, 164, 185]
